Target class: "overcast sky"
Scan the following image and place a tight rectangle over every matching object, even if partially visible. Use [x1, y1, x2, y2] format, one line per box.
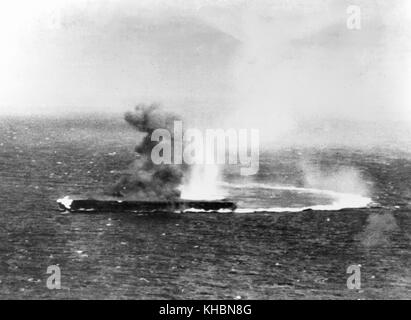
[0, 0, 410, 132]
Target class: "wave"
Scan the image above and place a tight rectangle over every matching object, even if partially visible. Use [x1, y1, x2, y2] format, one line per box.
[221, 182, 373, 213]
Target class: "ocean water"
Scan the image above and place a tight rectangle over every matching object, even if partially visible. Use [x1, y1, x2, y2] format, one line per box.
[0, 116, 410, 299]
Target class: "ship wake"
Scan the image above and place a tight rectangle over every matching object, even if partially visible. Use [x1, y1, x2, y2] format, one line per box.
[224, 182, 373, 213]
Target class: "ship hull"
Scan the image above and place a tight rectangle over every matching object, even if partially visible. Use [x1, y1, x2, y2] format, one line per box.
[57, 197, 237, 213]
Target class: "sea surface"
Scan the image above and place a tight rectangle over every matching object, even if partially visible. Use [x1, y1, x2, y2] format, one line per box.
[0, 116, 410, 299]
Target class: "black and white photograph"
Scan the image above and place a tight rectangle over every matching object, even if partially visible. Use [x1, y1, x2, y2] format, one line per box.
[0, 0, 410, 304]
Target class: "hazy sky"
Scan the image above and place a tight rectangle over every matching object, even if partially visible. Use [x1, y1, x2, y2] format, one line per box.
[0, 0, 410, 130]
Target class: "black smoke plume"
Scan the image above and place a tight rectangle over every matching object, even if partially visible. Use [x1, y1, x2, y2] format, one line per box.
[109, 103, 185, 200]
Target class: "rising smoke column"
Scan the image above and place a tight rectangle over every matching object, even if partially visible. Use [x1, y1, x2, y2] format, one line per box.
[109, 103, 186, 200]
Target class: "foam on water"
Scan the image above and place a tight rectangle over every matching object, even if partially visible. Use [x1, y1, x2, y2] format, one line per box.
[225, 182, 373, 213]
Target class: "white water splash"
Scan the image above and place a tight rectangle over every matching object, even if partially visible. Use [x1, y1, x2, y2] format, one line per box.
[180, 164, 226, 200]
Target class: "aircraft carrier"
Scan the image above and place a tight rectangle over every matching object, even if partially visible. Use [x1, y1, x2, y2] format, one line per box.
[57, 196, 237, 213]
